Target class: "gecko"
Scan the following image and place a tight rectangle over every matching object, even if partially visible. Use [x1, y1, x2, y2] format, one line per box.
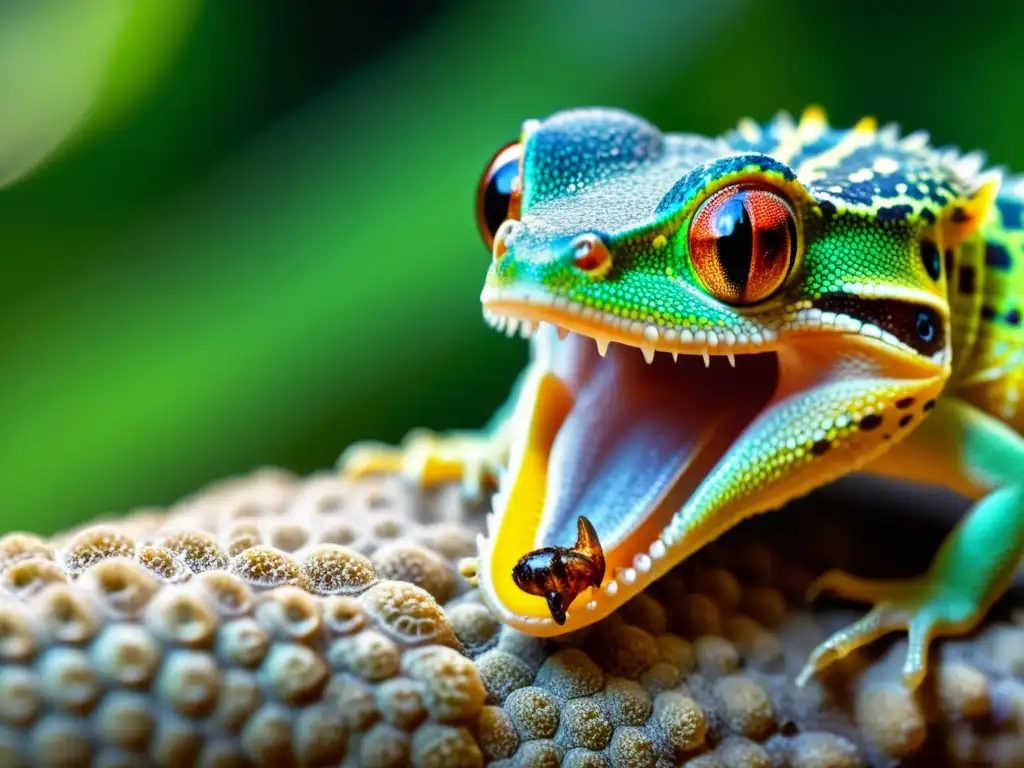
[341, 106, 1024, 689]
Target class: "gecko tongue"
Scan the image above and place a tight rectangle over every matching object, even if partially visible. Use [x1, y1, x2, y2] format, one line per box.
[535, 339, 774, 553]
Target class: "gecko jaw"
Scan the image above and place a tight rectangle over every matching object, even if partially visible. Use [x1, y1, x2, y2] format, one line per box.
[475, 297, 780, 632]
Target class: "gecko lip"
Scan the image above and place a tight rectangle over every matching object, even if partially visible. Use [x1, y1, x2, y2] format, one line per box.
[477, 295, 779, 631]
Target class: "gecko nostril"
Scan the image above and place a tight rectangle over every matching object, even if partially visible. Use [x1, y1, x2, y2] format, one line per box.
[493, 237, 508, 262]
[492, 220, 518, 263]
[571, 233, 612, 278]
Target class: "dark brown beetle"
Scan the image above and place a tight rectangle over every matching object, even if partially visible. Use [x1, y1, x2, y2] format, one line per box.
[511, 516, 606, 624]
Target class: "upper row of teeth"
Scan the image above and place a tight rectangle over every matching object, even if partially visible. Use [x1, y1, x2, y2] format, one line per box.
[482, 310, 741, 368]
[482, 300, 930, 362]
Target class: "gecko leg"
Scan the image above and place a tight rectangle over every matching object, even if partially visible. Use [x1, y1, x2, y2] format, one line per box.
[339, 424, 510, 500]
[338, 365, 532, 499]
[798, 397, 1024, 689]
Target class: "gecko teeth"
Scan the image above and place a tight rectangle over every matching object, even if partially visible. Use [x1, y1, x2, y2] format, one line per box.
[481, 305, 764, 370]
[481, 293, 935, 361]
[633, 553, 652, 573]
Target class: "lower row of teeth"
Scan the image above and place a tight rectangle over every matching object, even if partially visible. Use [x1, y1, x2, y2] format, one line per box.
[596, 540, 663, 606]
[505, 535, 668, 620]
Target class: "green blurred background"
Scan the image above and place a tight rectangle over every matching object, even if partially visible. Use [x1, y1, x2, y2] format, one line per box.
[2, 0, 1022, 534]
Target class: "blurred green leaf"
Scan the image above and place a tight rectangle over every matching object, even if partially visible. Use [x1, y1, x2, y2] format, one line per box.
[0, 0, 196, 188]
[0, 0, 743, 530]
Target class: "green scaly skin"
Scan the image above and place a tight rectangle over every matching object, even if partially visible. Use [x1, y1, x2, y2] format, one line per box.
[342, 107, 1024, 689]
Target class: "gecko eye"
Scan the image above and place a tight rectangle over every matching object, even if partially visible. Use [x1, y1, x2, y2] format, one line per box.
[476, 141, 523, 251]
[688, 185, 797, 305]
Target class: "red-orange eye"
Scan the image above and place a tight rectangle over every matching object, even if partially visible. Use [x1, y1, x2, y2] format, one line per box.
[476, 141, 523, 250]
[688, 185, 797, 305]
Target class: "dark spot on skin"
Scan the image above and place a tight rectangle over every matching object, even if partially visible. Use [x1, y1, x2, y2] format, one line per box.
[950, 206, 970, 223]
[944, 248, 955, 276]
[986, 243, 1012, 270]
[812, 295, 945, 356]
[924, 399, 937, 411]
[998, 199, 1024, 229]
[818, 200, 837, 217]
[982, 306, 998, 321]
[876, 204, 914, 222]
[1008, 309, 1022, 327]
[915, 310, 937, 345]
[959, 265, 977, 295]
[921, 209, 937, 224]
[899, 414, 914, 428]
[884, 434, 892, 440]
[811, 439, 831, 456]
[920, 240, 941, 281]
[817, 180, 876, 206]
[896, 397, 915, 409]
[860, 414, 883, 431]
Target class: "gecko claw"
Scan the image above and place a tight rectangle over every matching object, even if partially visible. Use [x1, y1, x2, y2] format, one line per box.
[511, 516, 606, 623]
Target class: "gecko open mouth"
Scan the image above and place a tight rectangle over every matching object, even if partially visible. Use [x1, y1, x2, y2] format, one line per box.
[478, 304, 778, 629]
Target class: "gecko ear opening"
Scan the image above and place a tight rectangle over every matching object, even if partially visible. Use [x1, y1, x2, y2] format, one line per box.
[940, 172, 1000, 249]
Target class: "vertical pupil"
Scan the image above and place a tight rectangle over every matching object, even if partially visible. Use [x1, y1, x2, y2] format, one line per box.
[484, 160, 518, 238]
[713, 193, 754, 291]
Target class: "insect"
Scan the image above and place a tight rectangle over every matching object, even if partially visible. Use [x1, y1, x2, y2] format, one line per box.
[511, 515, 605, 625]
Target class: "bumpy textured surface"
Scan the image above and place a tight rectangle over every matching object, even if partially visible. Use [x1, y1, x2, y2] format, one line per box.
[0, 468, 1021, 767]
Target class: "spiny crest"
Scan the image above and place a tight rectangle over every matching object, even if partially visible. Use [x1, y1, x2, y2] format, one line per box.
[724, 106, 1000, 224]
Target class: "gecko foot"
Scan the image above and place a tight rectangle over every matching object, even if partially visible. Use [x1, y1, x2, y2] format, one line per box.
[338, 429, 505, 500]
[797, 569, 979, 690]
[511, 516, 606, 624]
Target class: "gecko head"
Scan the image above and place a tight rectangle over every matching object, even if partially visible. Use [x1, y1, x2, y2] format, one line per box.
[473, 106, 997, 635]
